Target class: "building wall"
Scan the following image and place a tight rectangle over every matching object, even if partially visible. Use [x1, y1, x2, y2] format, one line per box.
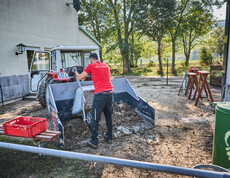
[0, 0, 98, 77]
[0, 0, 99, 102]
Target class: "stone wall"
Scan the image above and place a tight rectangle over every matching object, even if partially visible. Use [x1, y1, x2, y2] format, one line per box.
[0, 74, 29, 103]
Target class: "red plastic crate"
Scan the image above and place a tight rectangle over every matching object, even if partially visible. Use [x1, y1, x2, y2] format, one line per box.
[3, 117, 47, 138]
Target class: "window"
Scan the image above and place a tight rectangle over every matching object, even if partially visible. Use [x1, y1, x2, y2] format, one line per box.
[32, 52, 49, 71]
[61, 52, 82, 68]
[84, 52, 90, 69]
[51, 51, 57, 70]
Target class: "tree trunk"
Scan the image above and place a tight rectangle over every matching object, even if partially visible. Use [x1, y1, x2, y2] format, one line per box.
[121, 52, 131, 74]
[171, 39, 177, 75]
[123, 28, 131, 73]
[135, 58, 138, 68]
[123, 45, 131, 74]
[185, 53, 190, 66]
[99, 48, 103, 62]
[131, 31, 134, 67]
[123, 58, 129, 73]
[157, 40, 163, 75]
[122, 0, 131, 74]
[220, 50, 223, 60]
[109, 0, 131, 74]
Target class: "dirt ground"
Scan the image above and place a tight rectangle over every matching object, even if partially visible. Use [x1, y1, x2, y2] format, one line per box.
[0, 76, 221, 177]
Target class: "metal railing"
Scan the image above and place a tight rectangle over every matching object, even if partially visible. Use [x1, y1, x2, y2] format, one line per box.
[0, 142, 230, 178]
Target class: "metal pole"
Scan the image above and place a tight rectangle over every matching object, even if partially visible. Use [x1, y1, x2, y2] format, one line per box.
[0, 82, 4, 106]
[210, 56, 213, 84]
[0, 142, 229, 178]
[166, 58, 169, 86]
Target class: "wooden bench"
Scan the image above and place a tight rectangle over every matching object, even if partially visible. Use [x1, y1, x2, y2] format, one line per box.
[0, 125, 61, 141]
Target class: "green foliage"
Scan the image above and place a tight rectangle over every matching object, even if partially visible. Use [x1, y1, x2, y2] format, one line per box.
[104, 45, 122, 65]
[106, 0, 143, 73]
[135, 0, 176, 74]
[140, 36, 157, 61]
[199, 47, 212, 66]
[180, 0, 213, 66]
[110, 59, 210, 76]
[78, 1, 109, 42]
[143, 67, 151, 73]
[176, 62, 210, 76]
[125, 66, 152, 76]
[177, 66, 191, 75]
[79, 0, 224, 75]
[147, 61, 156, 67]
[0, 137, 95, 177]
[166, 0, 190, 74]
[198, 26, 225, 61]
[110, 68, 122, 76]
[129, 33, 143, 67]
[215, 72, 222, 77]
[166, 0, 223, 73]
[211, 27, 225, 58]
[180, 61, 186, 67]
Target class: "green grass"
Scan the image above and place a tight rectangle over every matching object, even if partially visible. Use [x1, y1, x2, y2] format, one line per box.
[110, 59, 219, 76]
[0, 137, 98, 177]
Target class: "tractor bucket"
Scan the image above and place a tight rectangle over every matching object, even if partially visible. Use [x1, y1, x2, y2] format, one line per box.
[46, 78, 155, 148]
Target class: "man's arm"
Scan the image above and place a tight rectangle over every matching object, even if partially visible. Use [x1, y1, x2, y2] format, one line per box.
[74, 71, 88, 81]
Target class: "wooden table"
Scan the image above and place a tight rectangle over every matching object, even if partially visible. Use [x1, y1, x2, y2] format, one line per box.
[194, 71, 214, 106]
[185, 72, 198, 99]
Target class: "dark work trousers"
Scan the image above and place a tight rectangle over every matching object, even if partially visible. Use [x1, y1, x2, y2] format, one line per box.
[90, 93, 113, 145]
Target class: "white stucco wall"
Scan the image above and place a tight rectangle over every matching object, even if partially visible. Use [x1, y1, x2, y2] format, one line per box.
[0, 0, 98, 76]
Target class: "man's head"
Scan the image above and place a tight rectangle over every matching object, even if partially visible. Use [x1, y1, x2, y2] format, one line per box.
[89, 53, 98, 63]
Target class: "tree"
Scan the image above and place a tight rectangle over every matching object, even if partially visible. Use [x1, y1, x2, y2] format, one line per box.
[167, 0, 223, 74]
[199, 47, 212, 65]
[79, 0, 143, 73]
[139, 36, 157, 66]
[167, 0, 189, 74]
[180, 1, 213, 66]
[129, 32, 142, 68]
[136, 0, 176, 75]
[107, 0, 142, 74]
[79, 0, 111, 61]
[211, 27, 225, 59]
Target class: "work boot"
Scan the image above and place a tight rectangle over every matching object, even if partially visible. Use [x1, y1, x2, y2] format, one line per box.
[103, 133, 112, 143]
[87, 139, 98, 149]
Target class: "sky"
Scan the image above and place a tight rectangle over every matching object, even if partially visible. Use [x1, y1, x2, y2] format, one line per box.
[213, 2, 226, 20]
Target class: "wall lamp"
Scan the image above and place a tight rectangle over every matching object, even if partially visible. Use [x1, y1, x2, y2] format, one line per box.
[15, 43, 26, 55]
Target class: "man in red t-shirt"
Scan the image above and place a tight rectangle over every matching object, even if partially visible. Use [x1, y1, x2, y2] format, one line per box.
[73, 53, 113, 148]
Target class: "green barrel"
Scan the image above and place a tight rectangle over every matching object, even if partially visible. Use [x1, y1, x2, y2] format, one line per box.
[212, 102, 230, 169]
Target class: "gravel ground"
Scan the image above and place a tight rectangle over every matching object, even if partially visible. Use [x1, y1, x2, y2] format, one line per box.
[0, 76, 222, 177]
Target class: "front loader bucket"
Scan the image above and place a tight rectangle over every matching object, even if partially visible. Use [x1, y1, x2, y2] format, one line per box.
[46, 78, 155, 148]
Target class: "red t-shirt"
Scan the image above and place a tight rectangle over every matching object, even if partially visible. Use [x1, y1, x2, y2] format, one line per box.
[84, 61, 113, 94]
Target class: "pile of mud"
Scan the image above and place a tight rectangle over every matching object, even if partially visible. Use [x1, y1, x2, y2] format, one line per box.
[63, 103, 143, 150]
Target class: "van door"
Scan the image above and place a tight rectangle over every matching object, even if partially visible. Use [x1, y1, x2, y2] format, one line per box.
[29, 51, 51, 93]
